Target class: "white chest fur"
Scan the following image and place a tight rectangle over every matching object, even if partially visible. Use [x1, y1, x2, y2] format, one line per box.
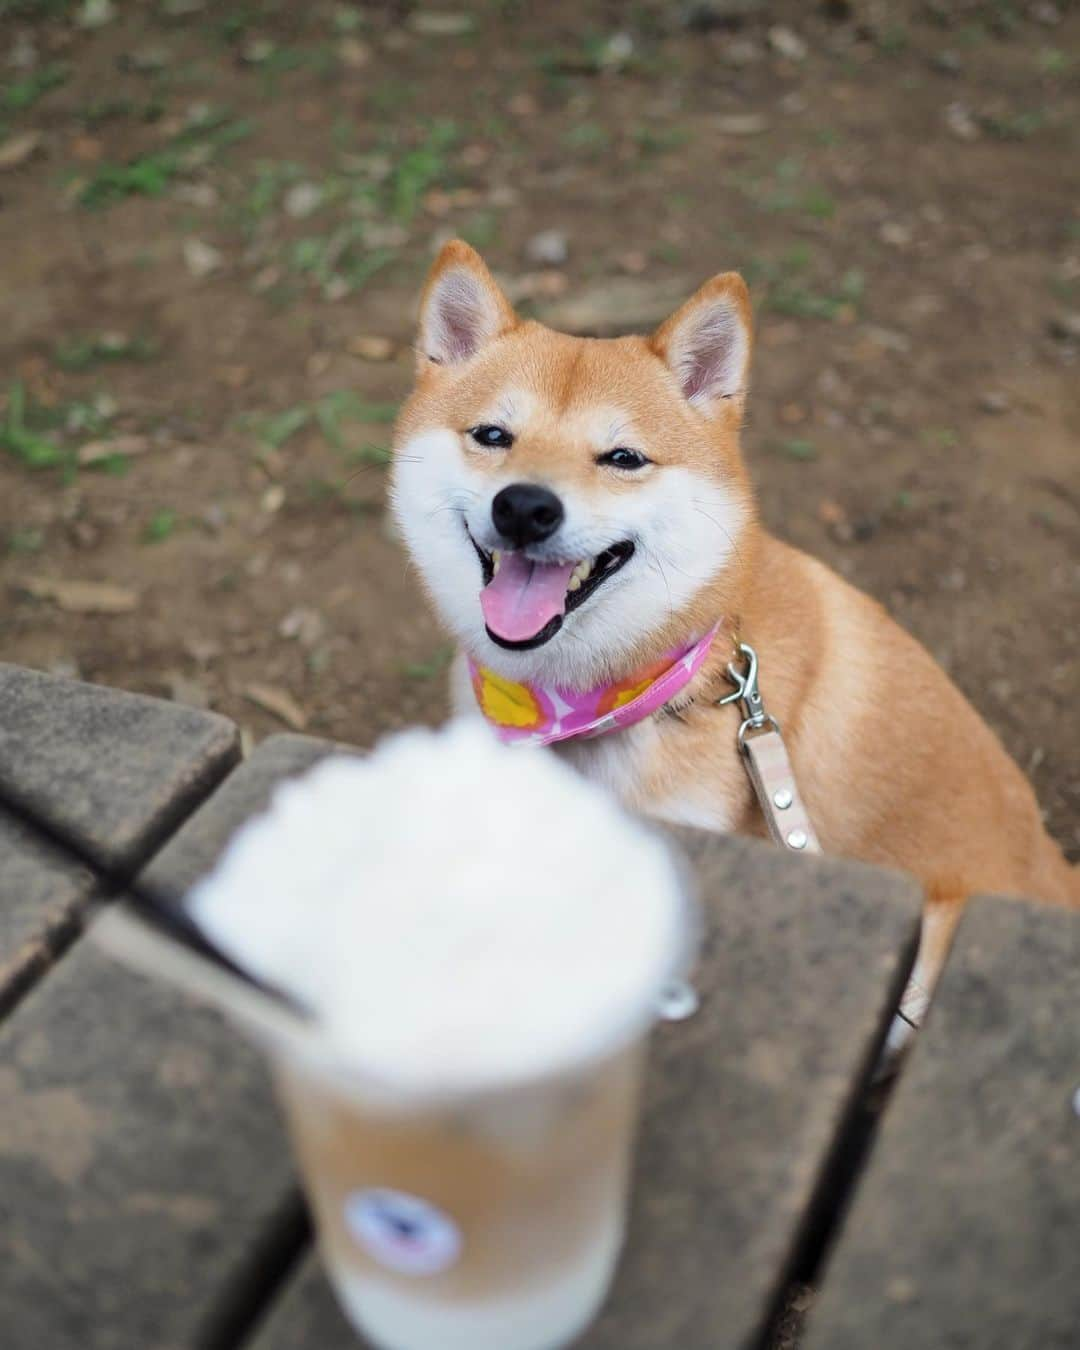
[450, 655, 735, 834]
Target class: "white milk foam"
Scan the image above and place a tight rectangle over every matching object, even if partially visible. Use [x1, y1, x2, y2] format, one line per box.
[188, 720, 688, 1094]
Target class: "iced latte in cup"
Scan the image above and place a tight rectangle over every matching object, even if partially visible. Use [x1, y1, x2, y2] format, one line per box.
[105, 722, 694, 1350]
[273, 1037, 647, 1349]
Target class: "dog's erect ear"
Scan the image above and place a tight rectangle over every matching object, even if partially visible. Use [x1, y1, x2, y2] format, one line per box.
[417, 240, 517, 370]
[650, 273, 752, 416]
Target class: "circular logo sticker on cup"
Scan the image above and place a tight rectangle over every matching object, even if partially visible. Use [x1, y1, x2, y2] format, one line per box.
[344, 1188, 462, 1276]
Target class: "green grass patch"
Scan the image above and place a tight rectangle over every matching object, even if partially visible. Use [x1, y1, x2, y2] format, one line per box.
[53, 332, 159, 370]
[920, 426, 959, 450]
[244, 392, 397, 456]
[1037, 48, 1069, 76]
[5, 527, 45, 555]
[287, 228, 394, 297]
[461, 210, 497, 248]
[342, 443, 392, 466]
[633, 125, 690, 157]
[761, 263, 864, 321]
[0, 381, 71, 470]
[2, 64, 67, 114]
[875, 26, 910, 55]
[142, 508, 177, 544]
[78, 95, 165, 129]
[564, 122, 611, 156]
[1, 381, 129, 478]
[981, 109, 1048, 141]
[249, 405, 311, 449]
[402, 645, 455, 681]
[389, 118, 458, 222]
[76, 106, 253, 208]
[773, 438, 818, 462]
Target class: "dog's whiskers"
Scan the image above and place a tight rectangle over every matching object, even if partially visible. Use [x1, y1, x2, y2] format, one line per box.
[691, 500, 745, 575]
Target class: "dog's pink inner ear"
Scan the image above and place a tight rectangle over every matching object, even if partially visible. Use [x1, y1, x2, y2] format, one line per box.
[653, 275, 751, 415]
[667, 300, 748, 409]
[419, 265, 512, 366]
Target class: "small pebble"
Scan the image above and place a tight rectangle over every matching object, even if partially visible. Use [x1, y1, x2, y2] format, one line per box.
[931, 50, 961, 75]
[715, 113, 769, 135]
[768, 25, 808, 62]
[723, 38, 762, 67]
[944, 102, 980, 141]
[284, 182, 323, 219]
[1031, 2, 1061, 25]
[182, 238, 224, 278]
[525, 229, 569, 267]
[407, 12, 474, 37]
[77, 0, 115, 28]
[879, 221, 913, 248]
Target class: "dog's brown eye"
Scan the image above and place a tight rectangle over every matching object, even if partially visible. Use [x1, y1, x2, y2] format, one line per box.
[470, 425, 514, 449]
[598, 448, 649, 470]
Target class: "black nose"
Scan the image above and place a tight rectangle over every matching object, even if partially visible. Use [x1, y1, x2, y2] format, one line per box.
[491, 483, 564, 547]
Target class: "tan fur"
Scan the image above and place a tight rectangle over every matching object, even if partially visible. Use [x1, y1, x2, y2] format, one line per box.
[396, 242, 1079, 991]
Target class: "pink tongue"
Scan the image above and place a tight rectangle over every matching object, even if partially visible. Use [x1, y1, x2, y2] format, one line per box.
[480, 550, 577, 642]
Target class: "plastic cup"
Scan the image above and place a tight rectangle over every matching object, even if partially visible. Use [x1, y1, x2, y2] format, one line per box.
[270, 1031, 650, 1350]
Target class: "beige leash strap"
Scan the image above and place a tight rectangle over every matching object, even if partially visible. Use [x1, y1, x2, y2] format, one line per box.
[718, 642, 822, 851]
[719, 642, 925, 1051]
[742, 726, 822, 854]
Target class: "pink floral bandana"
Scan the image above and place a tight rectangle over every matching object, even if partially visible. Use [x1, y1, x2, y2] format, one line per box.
[468, 625, 721, 748]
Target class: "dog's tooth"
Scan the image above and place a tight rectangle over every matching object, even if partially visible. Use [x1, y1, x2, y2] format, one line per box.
[572, 560, 592, 583]
[567, 575, 582, 592]
[492, 550, 501, 575]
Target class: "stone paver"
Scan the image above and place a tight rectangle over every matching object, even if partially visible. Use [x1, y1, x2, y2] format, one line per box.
[0, 663, 240, 875]
[0, 941, 296, 1350]
[249, 833, 922, 1350]
[0, 733, 357, 1349]
[136, 733, 350, 903]
[0, 805, 97, 1014]
[804, 894, 1080, 1350]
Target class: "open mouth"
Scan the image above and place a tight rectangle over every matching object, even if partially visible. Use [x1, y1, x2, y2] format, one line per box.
[470, 535, 635, 650]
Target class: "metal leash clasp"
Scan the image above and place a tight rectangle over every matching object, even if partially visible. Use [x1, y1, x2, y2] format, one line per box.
[717, 641, 781, 752]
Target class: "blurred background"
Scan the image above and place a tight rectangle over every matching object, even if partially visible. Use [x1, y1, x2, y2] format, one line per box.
[0, 0, 1076, 856]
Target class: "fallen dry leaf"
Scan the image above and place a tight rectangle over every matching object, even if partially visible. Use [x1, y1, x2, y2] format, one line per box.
[182, 237, 224, 278]
[217, 364, 251, 389]
[70, 134, 103, 163]
[0, 131, 43, 171]
[76, 435, 150, 466]
[715, 113, 770, 136]
[16, 577, 138, 614]
[817, 499, 848, 527]
[338, 37, 370, 69]
[347, 335, 395, 362]
[242, 683, 307, 730]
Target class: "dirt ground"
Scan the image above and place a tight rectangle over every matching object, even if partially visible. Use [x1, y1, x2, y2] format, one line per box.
[1, 0, 1077, 857]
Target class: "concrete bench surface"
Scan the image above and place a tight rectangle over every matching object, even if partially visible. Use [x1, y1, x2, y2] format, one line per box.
[0, 667, 1076, 1350]
[0, 804, 98, 1015]
[0, 663, 239, 875]
[803, 894, 1080, 1350]
[0, 728, 339, 1350]
[0, 941, 298, 1350]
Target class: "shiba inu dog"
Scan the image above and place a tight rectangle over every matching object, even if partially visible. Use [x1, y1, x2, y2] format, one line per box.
[391, 240, 1078, 992]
